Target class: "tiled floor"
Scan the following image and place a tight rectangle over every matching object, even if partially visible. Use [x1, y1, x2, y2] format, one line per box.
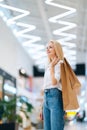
[19, 121, 87, 130]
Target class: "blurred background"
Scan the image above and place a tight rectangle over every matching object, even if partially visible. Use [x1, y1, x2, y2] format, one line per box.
[0, 0, 87, 130]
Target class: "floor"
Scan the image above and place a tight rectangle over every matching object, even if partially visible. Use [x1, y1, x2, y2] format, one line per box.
[19, 121, 87, 130]
[64, 121, 87, 130]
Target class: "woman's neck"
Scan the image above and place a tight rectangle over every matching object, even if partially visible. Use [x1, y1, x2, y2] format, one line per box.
[50, 56, 55, 61]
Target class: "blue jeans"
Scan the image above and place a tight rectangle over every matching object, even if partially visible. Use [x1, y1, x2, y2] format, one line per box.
[43, 88, 65, 130]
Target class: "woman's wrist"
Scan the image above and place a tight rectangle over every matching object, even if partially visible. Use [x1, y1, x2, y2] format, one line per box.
[49, 64, 55, 74]
[50, 64, 55, 69]
[49, 65, 57, 85]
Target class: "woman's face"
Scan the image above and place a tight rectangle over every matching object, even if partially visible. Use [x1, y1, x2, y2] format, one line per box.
[46, 41, 56, 58]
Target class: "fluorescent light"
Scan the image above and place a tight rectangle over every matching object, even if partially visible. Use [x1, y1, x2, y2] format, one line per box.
[53, 21, 77, 39]
[15, 22, 36, 35]
[22, 36, 41, 45]
[0, 3, 30, 24]
[0, 3, 41, 44]
[58, 20, 77, 28]
[15, 23, 41, 44]
[49, 14, 76, 23]
[59, 36, 76, 42]
[14, 22, 41, 44]
[45, 0, 77, 58]
[54, 21, 77, 44]
[54, 31, 76, 38]
[45, 0, 76, 11]
[45, 0, 76, 23]
[0, 1, 42, 67]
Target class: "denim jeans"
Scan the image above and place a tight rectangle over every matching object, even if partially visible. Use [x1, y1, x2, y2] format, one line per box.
[43, 88, 65, 130]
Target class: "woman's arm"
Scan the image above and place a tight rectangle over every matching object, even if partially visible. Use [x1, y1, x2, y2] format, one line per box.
[49, 57, 60, 85]
[50, 66, 59, 85]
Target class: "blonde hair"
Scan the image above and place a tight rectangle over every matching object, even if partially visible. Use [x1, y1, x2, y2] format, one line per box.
[47, 40, 64, 63]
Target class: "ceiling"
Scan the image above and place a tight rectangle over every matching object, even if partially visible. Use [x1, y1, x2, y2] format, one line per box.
[0, 0, 87, 69]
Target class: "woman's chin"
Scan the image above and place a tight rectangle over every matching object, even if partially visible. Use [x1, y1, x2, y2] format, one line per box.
[47, 54, 52, 58]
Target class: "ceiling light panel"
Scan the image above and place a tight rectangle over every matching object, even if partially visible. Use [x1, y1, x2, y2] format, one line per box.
[0, 0, 41, 47]
[0, 2, 30, 24]
[45, 0, 77, 66]
[0, 0, 42, 69]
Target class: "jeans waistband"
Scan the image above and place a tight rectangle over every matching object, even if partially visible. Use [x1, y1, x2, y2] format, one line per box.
[44, 88, 61, 93]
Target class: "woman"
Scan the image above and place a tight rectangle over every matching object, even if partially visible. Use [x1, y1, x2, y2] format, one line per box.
[42, 40, 65, 130]
[40, 40, 81, 130]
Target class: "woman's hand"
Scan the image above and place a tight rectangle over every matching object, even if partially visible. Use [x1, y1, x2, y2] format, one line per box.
[49, 57, 59, 85]
[50, 57, 59, 68]
[39, 106, 43, 121]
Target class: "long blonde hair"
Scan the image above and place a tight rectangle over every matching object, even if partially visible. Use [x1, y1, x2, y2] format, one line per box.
[47, 40, 64, 63]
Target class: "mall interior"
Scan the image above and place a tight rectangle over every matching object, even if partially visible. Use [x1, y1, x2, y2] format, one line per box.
[0, 0, 87, 130]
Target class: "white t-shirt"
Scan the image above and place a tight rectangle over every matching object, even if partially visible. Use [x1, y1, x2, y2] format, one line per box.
[42, 60, 63, 91]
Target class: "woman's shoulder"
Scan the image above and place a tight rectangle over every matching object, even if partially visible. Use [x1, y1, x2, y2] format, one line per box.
[55, 60, 64, 68]
[59, 59, 64, 64]
[56, 60, 64, 65]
